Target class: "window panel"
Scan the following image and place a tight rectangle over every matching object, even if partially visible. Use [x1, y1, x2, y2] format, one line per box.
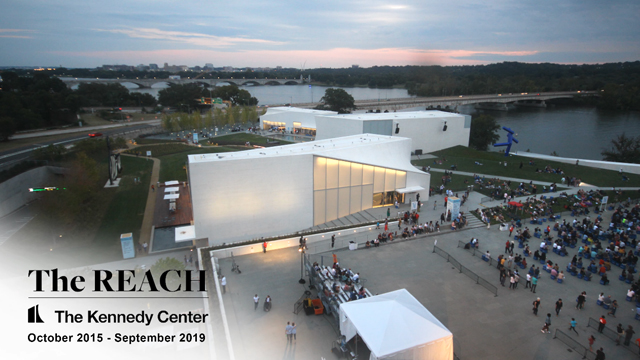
[326, 189, 338, 222]
[350, 186, 362, 213]
[385, 169, 396, 191]
[362, 184, 373, 210]
[314, 157, 326, 190]
[326, 159, 339, 189]
[373, 167, 385, 193]
[350, 163, 362, 186]
[339, 161, 351, 188]
[338, 187, 350, 218]
[313, 190, 325, 225]
[362, 165, 374, 185]
[396, 171, 407, 189]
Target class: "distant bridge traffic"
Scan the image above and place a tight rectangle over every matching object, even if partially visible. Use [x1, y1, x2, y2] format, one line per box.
[293, 91, 600, 111]
[59, 77, 305, 88]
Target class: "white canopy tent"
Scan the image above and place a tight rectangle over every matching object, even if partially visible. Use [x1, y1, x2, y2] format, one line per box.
[339, 289, 453, 360]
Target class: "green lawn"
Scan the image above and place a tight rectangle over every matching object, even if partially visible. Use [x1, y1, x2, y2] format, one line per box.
[124, 144, 200, 157]
[93, 156, 154, 258]
[413, 146, 640, 188]
[157, 147, 238, 182]
[208, 133, 293, 147]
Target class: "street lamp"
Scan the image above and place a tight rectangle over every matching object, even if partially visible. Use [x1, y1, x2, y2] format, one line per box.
[298, 243, 306, 284]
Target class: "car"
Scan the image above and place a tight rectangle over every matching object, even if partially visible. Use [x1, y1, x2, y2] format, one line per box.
[88, 133, 103, 137]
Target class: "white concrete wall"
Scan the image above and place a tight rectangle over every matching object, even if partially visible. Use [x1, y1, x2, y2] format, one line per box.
[190, 154, 314, 246]
[314, 117, 364, 140]
[392, 115, 470, 154]
[512, 152, 640, 176]
[315, 112, 470, 154]
[260, 108, 336, 130]
[405, 171, 431, 204]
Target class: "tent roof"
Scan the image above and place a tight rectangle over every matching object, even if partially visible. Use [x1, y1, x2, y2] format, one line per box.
[340, 289, 452, 358]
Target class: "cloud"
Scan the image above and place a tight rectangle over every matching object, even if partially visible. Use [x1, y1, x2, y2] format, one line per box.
[0, 29, 35, 39]
[96, 27, 285, 48]
[49, 47, 539, 68]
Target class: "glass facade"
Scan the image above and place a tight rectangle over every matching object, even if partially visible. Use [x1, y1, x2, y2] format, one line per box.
[313, 156, 407, 226]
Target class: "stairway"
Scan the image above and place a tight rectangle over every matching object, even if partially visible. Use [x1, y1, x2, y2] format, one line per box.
[306, 209, 381, 231]
[465, 214, 486, 229]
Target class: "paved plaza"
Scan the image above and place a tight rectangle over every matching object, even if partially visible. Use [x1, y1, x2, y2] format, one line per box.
[213, 189, 640, 360]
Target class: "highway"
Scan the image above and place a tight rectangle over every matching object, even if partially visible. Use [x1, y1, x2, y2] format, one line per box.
[0, 123, 158, 167]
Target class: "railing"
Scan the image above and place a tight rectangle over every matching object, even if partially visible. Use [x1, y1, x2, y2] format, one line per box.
[586, 317, 639, 357]
[433, 245, 497, 297]
[553, 329, 596, 359]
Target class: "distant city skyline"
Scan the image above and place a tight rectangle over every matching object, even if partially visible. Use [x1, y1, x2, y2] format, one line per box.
[1, 0, 639, 68]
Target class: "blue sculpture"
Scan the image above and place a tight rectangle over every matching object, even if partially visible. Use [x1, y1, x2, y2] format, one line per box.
[493, 127, 518, 156]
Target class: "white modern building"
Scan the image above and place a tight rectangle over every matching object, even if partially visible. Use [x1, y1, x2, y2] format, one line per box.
[188, 134, 429, 246]
[259, 107, 470, 154]
[260, 107, 337, 136]
[315, 111, 471, 155]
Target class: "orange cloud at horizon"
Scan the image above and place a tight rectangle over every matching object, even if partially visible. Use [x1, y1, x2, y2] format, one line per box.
[50, 47, 539, 68]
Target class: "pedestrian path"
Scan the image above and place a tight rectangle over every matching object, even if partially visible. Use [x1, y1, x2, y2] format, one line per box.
[121, 153, 160, 254]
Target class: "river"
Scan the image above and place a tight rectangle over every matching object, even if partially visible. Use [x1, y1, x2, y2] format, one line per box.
[126, 82, 640, 161]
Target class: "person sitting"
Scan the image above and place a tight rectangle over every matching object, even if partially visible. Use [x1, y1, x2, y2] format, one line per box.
[580, 268, 587, 277]
[577, 257, 583, 268]
[584, 271, 592, 281]
[598, 293, 605, 302]
[601, 274, 609, 285]
[358, 287, 366, 299]
[551, 268, 558, 277]
[350, 291, 358, 301]
[628, 288, 636, 300]
[558, 271, 565, 280]
[522, 258, 528, 268]
[524, 246, 531, 256]
[365, 241, 371, 249]
[540, 252, 547, 262]
[553, 264, 560, 272]
[534, 250, 541, 259]
[603, 295, 612, 305]
[627, 272, 635, 282]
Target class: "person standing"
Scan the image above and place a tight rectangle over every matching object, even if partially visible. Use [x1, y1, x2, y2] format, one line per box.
[541, 313, 551, 333]
[624, 325, 635, 346]
[221, 276, 227, 294]
[555, 298, 563, 317]
[285, 322, 293, 342]
[253, 294, 260, 310]
[151, 184, 155, 192]
[500, 269, 507, 287]
[433, 201, 437, 210]
[507, 254, 514, 269]
[291, 322, 297, 341]
[387, 208, 390, 218]
[568, 318, 579, 335]
[588, 335, 596, 351]
[616, 323, 624, 345]
[510, 274, 516, 290]
[510, 241, 515, 255]
[595, 348, 605, 360]
[263, 241, 267, 253]
[531, 276, 538, 293]
[576, 292, 586, 310]
[598, 316, 606, 333]
[608, 300, 618, 317]
[331, 234, 335, 248]
[509, 225, 514, 237]
[525, 273, 532, 288]
[533, 298, 541, 316]
[505, 240, 510, 254]
[184, 255, 188, 266]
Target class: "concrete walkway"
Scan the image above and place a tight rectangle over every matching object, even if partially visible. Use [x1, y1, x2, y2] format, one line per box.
[121, 153, 160, 253]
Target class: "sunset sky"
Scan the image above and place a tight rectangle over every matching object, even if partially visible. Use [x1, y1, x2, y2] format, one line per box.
[1, 0, 638, 68]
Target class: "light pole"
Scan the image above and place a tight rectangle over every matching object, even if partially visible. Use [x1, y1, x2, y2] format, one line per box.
[298, 243, 306, 284]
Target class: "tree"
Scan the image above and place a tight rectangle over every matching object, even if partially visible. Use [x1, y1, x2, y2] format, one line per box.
[320, 88, 355, 113]
[0, 117, 16, 142]
[469, 114, 500, 151]
[601, 134, 640, 163]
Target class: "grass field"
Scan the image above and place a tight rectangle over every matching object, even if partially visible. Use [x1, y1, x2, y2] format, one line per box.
[124, 144, 202, 158]
[2, 156, 154, 269]
[413, 146, 639, 187]
[134, 138, 184, 145]
[208, 133, 293, 147]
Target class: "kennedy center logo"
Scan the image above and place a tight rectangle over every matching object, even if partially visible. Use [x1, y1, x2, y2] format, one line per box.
[28, 305, 44, 323]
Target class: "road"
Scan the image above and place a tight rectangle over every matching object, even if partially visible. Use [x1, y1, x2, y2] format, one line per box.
[0, 123, 158, 167]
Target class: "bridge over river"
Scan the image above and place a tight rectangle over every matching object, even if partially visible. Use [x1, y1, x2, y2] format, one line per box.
[293, 91, 599, 111]
[59, 77, 304, 88]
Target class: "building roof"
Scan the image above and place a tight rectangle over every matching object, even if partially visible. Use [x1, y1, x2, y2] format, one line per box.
[188, 134, 421, 174]
[265, 107, 337, 115]
[323, 110, 464, 121]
